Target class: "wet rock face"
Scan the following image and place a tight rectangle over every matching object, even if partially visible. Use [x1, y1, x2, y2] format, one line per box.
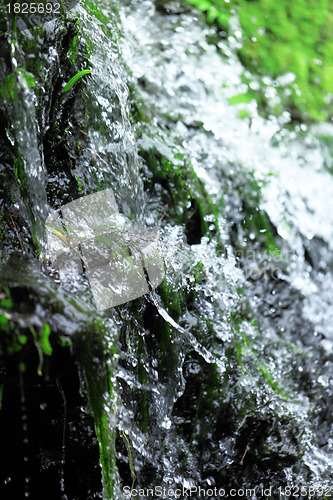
[0, 258, 107, 498]
[0, 0, 80, 36]
[117, 0, 333, 491]
[0, 9, 106, 499]
[0, 338, 102, 500]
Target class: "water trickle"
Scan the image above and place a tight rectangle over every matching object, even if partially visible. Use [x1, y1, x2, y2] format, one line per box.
[112, 0, 333, 491]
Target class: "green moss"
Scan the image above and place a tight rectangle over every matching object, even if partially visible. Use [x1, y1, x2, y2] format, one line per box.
[58, 337, 73, 348]
[229, 92, 255, 105]
[76, 175, 84, 192]
[242, 208, 280, 255]
[140, 141, 221, 249]
[136, 333, 148, 434]
[229, 171, 280, 254]
[0, 312, 23, 356]
[192, 261, 204, 285]
[0, 68, 35, 101]
[18, 334, 27, 345]
[159, 281, 182, 321]
[0, 289, 13, 310]
[84, 0, 115, 26]
[189, 359, 221, 445]
[77, 323, 116, 499]
[18, 362, 26, 373]
[0, 73, 16, 101]
[67, 33, 80, 65]
[128, 81, 149, 125]
[232, 316, 289, 399]
[0, 313, 9, 331]
[186, 0, 333, 121]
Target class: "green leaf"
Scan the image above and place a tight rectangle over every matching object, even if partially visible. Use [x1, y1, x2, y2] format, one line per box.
[216, 10, 232, 27]
[62, 69, 92, 94]
[41, 323, 52, 356]
[206, 7, 218, 23]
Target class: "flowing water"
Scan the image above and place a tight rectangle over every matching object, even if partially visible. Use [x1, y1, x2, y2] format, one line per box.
[0, 0, 333, 498]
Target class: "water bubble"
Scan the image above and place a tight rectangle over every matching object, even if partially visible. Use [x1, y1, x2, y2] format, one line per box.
[161, 417, 172, 430]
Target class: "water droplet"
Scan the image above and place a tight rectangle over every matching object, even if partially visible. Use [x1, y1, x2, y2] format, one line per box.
[161, 417, 172, 430]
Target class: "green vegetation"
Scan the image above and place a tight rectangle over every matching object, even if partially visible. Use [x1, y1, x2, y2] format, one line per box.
[186, 0, 333, 121]
[0, 68, 35, 101]
[139, 130, 221, 248]
[242, 208, 280, 255]
[62, 69, 92, 94]
[77, 324, 117, 499]
[121, 431, 136, 490]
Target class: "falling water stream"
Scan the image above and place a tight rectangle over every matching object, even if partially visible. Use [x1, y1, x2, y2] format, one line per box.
[0, 0, 332, 498]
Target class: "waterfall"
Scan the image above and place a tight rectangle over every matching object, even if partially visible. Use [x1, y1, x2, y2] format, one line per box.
[0, 0, 332, 498]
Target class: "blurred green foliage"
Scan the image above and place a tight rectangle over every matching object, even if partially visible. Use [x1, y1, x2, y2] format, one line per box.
[186, 0, 333, 121]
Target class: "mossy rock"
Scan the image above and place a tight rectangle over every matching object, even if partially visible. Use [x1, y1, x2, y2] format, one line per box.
[186, 0, 333, 121]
